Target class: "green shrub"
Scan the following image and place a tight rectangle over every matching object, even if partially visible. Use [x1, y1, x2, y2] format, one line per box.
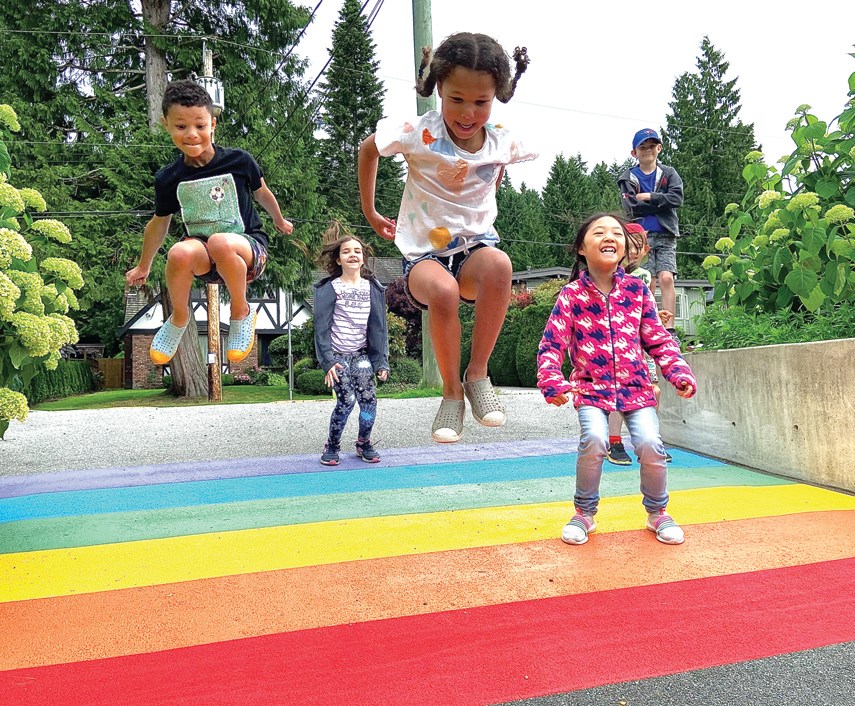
[296, 368, 328, 395]
[25, 360, 95, 404]
[289, 356, 315, 380]
[387, 312, 408, 360]
[389, 356, 422, 385]
[0, 104, 83, 437]
[221, 373, 235, 386]
[514, 304, 552, 387]
[162, 374, 172, 389]
[290, 319, 316, 362]
[268, 334, 292, 367]
[696, 301, 855, 350]
[460, 314, 475, 380]
[489, 308, 522, 386]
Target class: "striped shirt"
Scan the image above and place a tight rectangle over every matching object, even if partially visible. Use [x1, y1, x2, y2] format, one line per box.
[330, 277, 370, 353]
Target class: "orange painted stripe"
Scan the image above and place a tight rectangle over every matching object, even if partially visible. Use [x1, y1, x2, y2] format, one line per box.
[2, 509, 853, 670]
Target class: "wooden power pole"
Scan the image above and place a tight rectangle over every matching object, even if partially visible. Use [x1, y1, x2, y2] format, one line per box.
[411, 0, 442, 387]
[203, 44, 223, 402]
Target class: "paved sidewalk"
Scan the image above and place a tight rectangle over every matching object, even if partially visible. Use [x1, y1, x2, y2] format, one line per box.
[0, 387, 578, 476]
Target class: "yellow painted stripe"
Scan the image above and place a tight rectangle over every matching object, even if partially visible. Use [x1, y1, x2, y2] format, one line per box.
[2, 484, 853, 602]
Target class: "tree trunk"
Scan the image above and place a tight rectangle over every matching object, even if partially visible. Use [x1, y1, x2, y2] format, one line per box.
[142, 0, 170, 132]
[162, 291, 208, 397]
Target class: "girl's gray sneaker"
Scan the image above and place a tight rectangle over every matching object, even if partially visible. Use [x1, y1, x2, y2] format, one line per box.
[320, 443, 340, 466]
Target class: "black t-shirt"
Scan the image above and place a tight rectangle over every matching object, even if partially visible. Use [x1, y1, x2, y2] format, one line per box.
[154, 146, 268, 247]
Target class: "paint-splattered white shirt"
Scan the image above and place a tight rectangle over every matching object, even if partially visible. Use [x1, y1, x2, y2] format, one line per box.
[375, 111, 537, 261]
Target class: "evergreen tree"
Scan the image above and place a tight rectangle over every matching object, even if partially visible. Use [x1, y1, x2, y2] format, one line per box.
[589, 162, 622, 214]
[496, 175, 554, 271]
[316, 0, 403, 256]
[541, 154, 596, 267]
[661, 36, 757, 277]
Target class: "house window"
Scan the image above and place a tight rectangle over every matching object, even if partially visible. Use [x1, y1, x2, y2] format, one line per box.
[653, 292, 688, 320]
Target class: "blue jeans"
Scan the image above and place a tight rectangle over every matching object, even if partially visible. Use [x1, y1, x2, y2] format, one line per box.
[575, 405, 668, 515]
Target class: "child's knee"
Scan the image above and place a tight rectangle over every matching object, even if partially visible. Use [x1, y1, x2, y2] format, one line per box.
[206, 233, 243, 260]
[166, 241, 201, 272]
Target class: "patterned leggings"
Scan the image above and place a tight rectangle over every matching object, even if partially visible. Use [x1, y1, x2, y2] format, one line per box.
[326, 352, 377, 447]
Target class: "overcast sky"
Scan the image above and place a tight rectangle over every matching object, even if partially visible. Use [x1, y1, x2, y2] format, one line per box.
[295, 0, 855, 192]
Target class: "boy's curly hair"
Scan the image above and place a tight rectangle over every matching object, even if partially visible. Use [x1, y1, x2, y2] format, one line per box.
[317, 221, 374, 279]
[416, 32, 529, 104]
[161, 79, 214, 117]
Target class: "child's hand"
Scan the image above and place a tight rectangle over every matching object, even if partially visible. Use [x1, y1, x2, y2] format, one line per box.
[274, 217, 294, 235]
[547, 393, 570, 407]
[675, 380, 695, 399]
[125, 265, 149, 287]
[636, 192, 652, 202]
[366, 211, 396, 241]
[659, 309, 674, 328]
[377, 369, 389, 382]
[325, 363, 344, 388]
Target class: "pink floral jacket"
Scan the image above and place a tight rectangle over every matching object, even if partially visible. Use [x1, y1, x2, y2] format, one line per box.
[536, 268, 696, 411]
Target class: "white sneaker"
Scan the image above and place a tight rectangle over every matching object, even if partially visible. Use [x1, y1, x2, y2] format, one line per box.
[561, 512, 596, 545]
[647, 509, 685, 544]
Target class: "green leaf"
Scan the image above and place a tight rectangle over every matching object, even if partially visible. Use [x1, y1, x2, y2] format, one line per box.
[8, 342, 30, 370]
[799, 284, 825, 312]
[844, 189, 855, 208]
[736, 282, 754, 302]
[772, 248, 792, 279]
[849, 70, 855, 94]
[815, 178, 839, 198]
[775, 283, 794, 309]
[803, 121, 827, 140]
[0, 142, 10, 176]
[784, 268, 819, 297]
[741, 162, 766, 185]
[829, 238, 852, 258]
[835, 263, 848, 296]
[820, 271, 835, 296]
[801, 227, 826, 256]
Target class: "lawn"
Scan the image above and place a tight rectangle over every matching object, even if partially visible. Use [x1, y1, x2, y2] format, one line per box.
[34, 384, 444, 411]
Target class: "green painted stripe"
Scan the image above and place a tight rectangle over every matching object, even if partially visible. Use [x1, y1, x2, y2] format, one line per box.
[0, 465, 788, 553]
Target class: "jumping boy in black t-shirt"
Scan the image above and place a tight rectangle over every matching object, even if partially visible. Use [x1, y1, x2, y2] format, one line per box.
[126, 79, 293, 365]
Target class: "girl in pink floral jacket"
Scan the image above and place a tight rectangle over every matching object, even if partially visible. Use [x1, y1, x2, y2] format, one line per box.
[537, 213, 697, 546]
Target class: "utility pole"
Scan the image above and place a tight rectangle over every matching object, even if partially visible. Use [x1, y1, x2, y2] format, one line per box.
[412, 0, 442, 387]
[202, 43, 223, 402]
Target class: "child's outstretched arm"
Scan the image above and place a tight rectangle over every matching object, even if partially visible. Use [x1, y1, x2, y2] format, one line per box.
[253, 178, 293, 235]
[125, 215, 172, 287]
[358, 134, 396, 241]
[639, 288, 696, 398]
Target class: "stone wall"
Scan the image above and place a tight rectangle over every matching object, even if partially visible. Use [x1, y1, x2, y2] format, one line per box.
[659, 338, 855, 493]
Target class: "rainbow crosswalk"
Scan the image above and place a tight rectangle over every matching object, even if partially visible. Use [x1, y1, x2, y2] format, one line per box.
[1, 441, 854, 704]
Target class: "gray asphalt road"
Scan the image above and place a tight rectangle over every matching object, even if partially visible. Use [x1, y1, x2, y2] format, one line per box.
[0, 387, 580, 476]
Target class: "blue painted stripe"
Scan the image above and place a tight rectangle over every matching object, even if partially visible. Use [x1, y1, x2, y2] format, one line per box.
[0, 448, 730, 522]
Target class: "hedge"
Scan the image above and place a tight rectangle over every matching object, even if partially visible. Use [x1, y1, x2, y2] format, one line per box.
[296, 368, 328, 395]
[26, 360, 96, 405]
[488, 308, 522, 386]
[390, 357, 422, 385]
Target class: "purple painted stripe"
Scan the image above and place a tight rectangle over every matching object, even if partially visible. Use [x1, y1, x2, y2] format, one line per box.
[0, 438, 578, 499]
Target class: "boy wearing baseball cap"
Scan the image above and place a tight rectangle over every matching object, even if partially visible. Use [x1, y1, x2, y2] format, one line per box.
[617, 128, 684, 343]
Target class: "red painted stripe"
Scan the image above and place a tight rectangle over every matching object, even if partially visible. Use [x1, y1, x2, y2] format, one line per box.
[2, 558, 854, 705]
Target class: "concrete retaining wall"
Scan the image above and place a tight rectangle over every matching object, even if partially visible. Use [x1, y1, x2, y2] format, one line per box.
[658, 338, 855, 493]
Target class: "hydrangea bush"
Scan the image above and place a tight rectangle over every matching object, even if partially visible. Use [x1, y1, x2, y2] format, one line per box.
[0, 105, 83, 438]
[703, 65, 855, 313]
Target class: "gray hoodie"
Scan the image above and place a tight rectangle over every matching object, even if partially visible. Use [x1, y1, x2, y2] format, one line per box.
[618, 163, 684, 237]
